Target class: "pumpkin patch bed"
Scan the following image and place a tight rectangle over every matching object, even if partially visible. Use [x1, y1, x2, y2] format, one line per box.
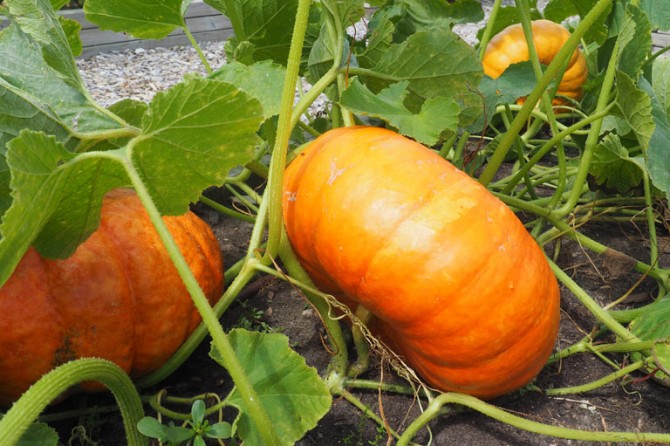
[40, 203, 670, 445]
[3, 0, 670, 444]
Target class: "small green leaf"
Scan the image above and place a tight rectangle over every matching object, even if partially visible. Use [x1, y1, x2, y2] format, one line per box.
[209, 60, 286, 118]
[341, 78, 459, 146]
[206, 422, 232, 439]
[191, 400, 206, 426]
[131, 76, 263, 215]
[589, 133, 644, 193]
[211, 329, 331, 446]
[164, 425, 196, 443]
[16, 421, 59, 446]
[83, 0, 183, 40]
[137, 417, 169, 441]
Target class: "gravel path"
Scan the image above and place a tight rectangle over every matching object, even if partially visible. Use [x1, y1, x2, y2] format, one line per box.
[76, 1, 545, 107]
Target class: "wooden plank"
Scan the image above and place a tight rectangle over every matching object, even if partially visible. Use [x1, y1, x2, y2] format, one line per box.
[79, 15, 232, 49]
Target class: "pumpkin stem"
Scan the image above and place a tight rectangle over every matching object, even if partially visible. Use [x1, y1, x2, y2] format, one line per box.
[397, 392, 670, 444]
[0, 358, 146, 446]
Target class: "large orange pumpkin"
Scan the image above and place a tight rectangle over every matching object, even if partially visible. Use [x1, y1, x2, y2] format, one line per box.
[0, 188, 224, 405]
[482, 19, 588, 104]
[282, 126, 560, 399]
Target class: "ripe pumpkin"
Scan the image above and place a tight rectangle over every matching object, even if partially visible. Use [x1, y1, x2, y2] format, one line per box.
[0, 188, 224, 405]
[282, 126, 560, 399]
[482, 19, 588, 104]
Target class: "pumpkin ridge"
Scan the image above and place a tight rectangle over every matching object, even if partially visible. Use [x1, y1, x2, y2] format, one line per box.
[350, 173, 478, 316]
[98, 222, 138, 371]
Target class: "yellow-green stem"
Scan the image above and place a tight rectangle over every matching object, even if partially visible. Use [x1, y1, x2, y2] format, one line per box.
[0, 359, 146, 446]
[396, 392, 670, 445]
[124, 164, 280, 446]
[264, 0, 312, 260]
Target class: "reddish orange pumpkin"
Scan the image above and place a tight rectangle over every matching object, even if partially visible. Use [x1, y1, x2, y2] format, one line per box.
[0, 188, 224, 405]
[482, 19, 588, 104]
[282, 126, 560, 399]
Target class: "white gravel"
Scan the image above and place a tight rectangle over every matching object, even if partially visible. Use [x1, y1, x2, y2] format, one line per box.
[77, 43, 227, 107]
[76, 1, 548, 108]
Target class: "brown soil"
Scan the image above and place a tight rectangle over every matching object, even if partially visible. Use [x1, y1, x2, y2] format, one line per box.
[48, 195, 670, 446]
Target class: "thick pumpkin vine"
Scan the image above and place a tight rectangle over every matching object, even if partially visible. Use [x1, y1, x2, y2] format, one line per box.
[1, 0, 670, 444]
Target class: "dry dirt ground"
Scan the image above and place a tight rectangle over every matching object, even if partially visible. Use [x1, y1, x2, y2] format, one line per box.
[47, 188, 670, 446]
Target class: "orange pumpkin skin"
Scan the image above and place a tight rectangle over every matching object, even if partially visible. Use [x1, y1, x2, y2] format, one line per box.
[282, 127, 560, 399]
[0, 188, 224, 405]
[482, 19, 588, 104]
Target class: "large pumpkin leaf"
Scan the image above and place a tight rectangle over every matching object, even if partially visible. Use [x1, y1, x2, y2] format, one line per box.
[208, 60, 286, 119]
[205, 0, 299, 65]
[0, 19, 123, 216]
[0, 131, 128, 286]
[544, 0, 609, 45]
[652, 57, 670, 118]
[340, 78, 459, 146]
[616, 4, 651, 79]
[375, 0, 483, 42]
[83, 0, 184, 40]
[615, 71, 654, 151]
[211, 329, 331, 446]
[131, 76, 263, 215]
[355, 26, 483, 126]
[629, 297, 670, 384]
[4, 0, 82, 89]
[589, 133, 644, 193]
[0, 77, 263, 286]
[640, 75, 670, 200]
[639, 0, 670, 31]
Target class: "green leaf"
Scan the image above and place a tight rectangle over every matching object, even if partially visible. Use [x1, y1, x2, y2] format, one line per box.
[83, 0, 184, 40]
[209, 60, 286, 118]
[616, 70, 654, 151]
[211, 329, 331, 446]
[652, 57, 670, 118]
[17, 421, 59, 446]
[470, 63, 539, 132]
[0, 131, 128, 286]
[589, 133, 644, 193]
[544, 0, 609, 44]
[206, 422, 232, 439]
[131, 76, 263, 215]
[137, 417, 170, 441]
[629, 297, 670, 383]
[4, 0, 82, 89]
[616, 4, 651, 79]
[59, 16, 82, 57]
[205, 0, 298, 65]
[356, 26, 483, 126]
[0, 22, 122, 146]
[191, 400, 206, 426]
[341, 78, 459, 146]
[375, 0, 483, 42]
[639, 75, 670, 200]
[639, 0, 670, 31]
